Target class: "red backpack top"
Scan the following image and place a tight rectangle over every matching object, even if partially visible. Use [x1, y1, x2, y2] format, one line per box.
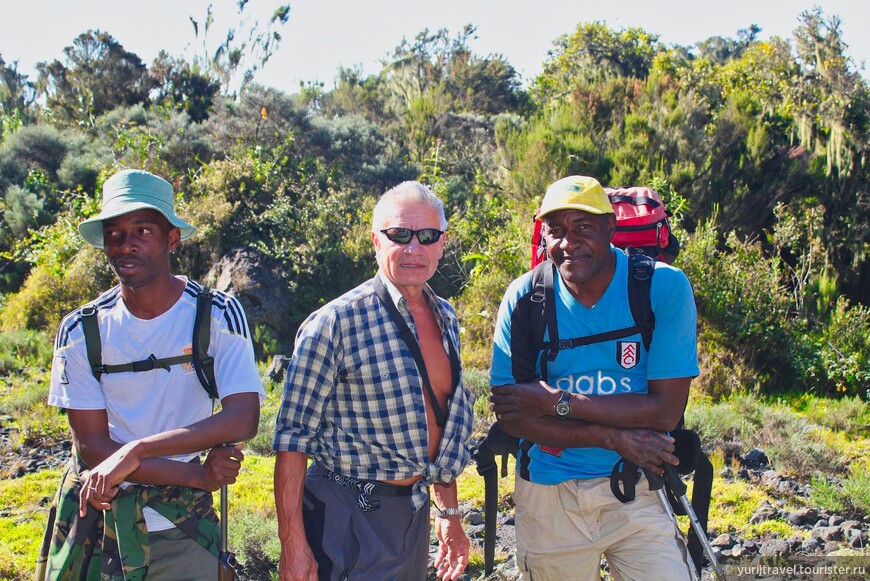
[530, 185, 680, 268]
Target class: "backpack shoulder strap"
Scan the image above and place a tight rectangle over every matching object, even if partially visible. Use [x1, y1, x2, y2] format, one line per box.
[530, 261, 557, 383]
[192, 286, 219, 400]
[626, 248, 655, 351]
[80, 303, 103, 381]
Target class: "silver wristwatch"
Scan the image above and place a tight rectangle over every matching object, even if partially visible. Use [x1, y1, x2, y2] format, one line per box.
[554, 391, 571, 417]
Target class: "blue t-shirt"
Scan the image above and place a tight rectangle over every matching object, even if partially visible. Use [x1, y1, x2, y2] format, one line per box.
[490, 248, 699, 483]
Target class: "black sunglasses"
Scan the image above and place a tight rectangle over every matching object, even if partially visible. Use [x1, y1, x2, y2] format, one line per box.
[379, 227, 444, 245]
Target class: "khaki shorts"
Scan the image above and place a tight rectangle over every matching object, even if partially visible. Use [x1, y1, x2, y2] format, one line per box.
[513, 475, 694, 581]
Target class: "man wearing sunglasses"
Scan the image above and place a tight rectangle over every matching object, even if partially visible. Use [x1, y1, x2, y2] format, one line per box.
[273, 181, 476, 581]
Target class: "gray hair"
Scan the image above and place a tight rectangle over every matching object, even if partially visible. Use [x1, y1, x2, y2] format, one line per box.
[371, 181, 448, 231]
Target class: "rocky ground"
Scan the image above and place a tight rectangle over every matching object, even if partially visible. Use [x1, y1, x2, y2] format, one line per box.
[430, 448, 870, 580]
[4, 422, 867, 580]
[0, 416, 71, 480]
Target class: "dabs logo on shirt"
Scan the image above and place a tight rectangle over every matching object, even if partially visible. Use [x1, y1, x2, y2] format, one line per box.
[617, 341, 640, 370]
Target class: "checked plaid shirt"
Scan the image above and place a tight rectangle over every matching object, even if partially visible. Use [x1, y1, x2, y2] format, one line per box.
[273, 272, 476, 510]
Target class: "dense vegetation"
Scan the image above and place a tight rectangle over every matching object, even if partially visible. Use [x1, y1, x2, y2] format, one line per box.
[2, 8, 869, 399]
[1, 4, 870, 578]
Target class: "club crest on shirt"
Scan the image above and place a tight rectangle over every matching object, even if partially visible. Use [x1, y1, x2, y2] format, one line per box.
[56, 356, 69, 384]
[181, 344, 194, 372]
[617, 341, 640, 370]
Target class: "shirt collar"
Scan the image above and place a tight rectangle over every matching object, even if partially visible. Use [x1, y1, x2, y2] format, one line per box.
[377, 271, 406, 309]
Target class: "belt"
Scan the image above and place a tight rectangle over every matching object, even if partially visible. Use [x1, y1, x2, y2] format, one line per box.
[320, 466, 413, 512]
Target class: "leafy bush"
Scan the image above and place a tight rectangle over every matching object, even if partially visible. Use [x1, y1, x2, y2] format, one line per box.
[0, 329, 53, 375]
[0, 242, 112, 333]
[679, 221, 802, 393]
[794, 394, 869, 437]
[809, 475, 848, 514]
[810, 461, 870, 517]
[806, 297, 870, 397]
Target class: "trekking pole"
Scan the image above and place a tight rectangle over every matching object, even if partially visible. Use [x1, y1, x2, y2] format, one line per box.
[218, 483, 239, 580]
[645, 466, 725, 581]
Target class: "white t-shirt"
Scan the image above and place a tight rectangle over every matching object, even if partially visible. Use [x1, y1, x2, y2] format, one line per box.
[48, 277, 265, 530]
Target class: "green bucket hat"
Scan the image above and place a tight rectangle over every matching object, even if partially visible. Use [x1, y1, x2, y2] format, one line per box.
[78, 169, 197, 249]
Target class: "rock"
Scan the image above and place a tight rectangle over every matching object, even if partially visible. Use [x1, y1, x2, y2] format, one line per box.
[465, 524, 485, 537]
[816, 526, 843, 542]
[841, 520, 862, 532]
[759, 539, 790, 556]
[813, 518, 829, 528]
[761, 470, 780, 487]
[205, 246, 293, 346]
[263, 354, 291, 384]
[750, 505, 777, 524]
[742, 448, 770, 470]
[829, 515, 846, 527]
[711, 533, 738, 549]
[848, 529, 867, 549]
[801, 537, 822, 553]
[465, 510, 485, 526]
[824, 540, 841, 553]
[794, 507, 818, 525]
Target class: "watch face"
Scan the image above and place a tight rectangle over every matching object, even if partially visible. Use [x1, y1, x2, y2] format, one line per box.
[555, 392, 571, 417]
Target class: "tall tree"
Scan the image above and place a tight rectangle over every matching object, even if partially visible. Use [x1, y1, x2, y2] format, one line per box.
[36, 30, 152, 125]
[150, 51, 221, 122]
[0, 55, 36, 122]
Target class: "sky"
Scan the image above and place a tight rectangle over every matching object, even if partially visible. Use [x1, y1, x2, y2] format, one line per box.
[2, 0, 868, 93]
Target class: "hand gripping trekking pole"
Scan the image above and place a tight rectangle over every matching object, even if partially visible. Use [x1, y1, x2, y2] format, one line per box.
[218, 484, 239, 579]
[645, 466, 725, 581]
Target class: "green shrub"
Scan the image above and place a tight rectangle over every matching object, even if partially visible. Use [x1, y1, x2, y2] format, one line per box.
[247, 400, 279, 457]
[807, 297, 870, 397]
[809, 475, 848, 514]
[679, 221, 802, 393]
[761, 411, 849, 479]
[798, 395, 869, 437]
[0, 329, 53, 375]
[842, 461, 870, 515]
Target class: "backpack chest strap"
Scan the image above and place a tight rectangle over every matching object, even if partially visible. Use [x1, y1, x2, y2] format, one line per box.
[96, 353, 193, 375]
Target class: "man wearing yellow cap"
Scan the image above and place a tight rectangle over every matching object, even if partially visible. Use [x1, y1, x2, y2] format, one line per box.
[38, 169, 265, 580]
[489, 176, 698, 580]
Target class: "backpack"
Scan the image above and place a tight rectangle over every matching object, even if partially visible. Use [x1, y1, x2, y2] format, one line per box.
[80, 287, 219, 400]
[530, 185, 680, 269]
[607, 186, 680, 264]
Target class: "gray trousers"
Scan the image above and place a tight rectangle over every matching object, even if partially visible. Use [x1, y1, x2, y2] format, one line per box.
[303, 465, 430, 581]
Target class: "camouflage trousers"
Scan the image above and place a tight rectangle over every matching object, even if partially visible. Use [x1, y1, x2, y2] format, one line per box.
[36, 454, 221, 581]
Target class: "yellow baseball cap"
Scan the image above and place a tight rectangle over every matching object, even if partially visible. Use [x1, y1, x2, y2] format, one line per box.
[537, 176, 614, 219]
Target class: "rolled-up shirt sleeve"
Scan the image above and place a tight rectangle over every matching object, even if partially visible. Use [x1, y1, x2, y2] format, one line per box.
[272, 308, 341, 455]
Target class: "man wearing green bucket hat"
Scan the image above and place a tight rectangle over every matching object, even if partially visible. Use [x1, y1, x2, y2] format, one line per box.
[37, 169, 265, 580]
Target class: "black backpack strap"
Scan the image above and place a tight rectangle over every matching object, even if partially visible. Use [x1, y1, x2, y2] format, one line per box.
[192, 286, 219, 400]
[530, 261, 557, 383]
[372, 276, 458, 428]
[80, 303, 103, 381]
[626, 248, 655, 351]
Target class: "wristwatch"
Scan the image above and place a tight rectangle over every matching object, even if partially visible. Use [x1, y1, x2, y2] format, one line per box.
[554, 391, 571, 418]
[436, 507, 463, 518]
